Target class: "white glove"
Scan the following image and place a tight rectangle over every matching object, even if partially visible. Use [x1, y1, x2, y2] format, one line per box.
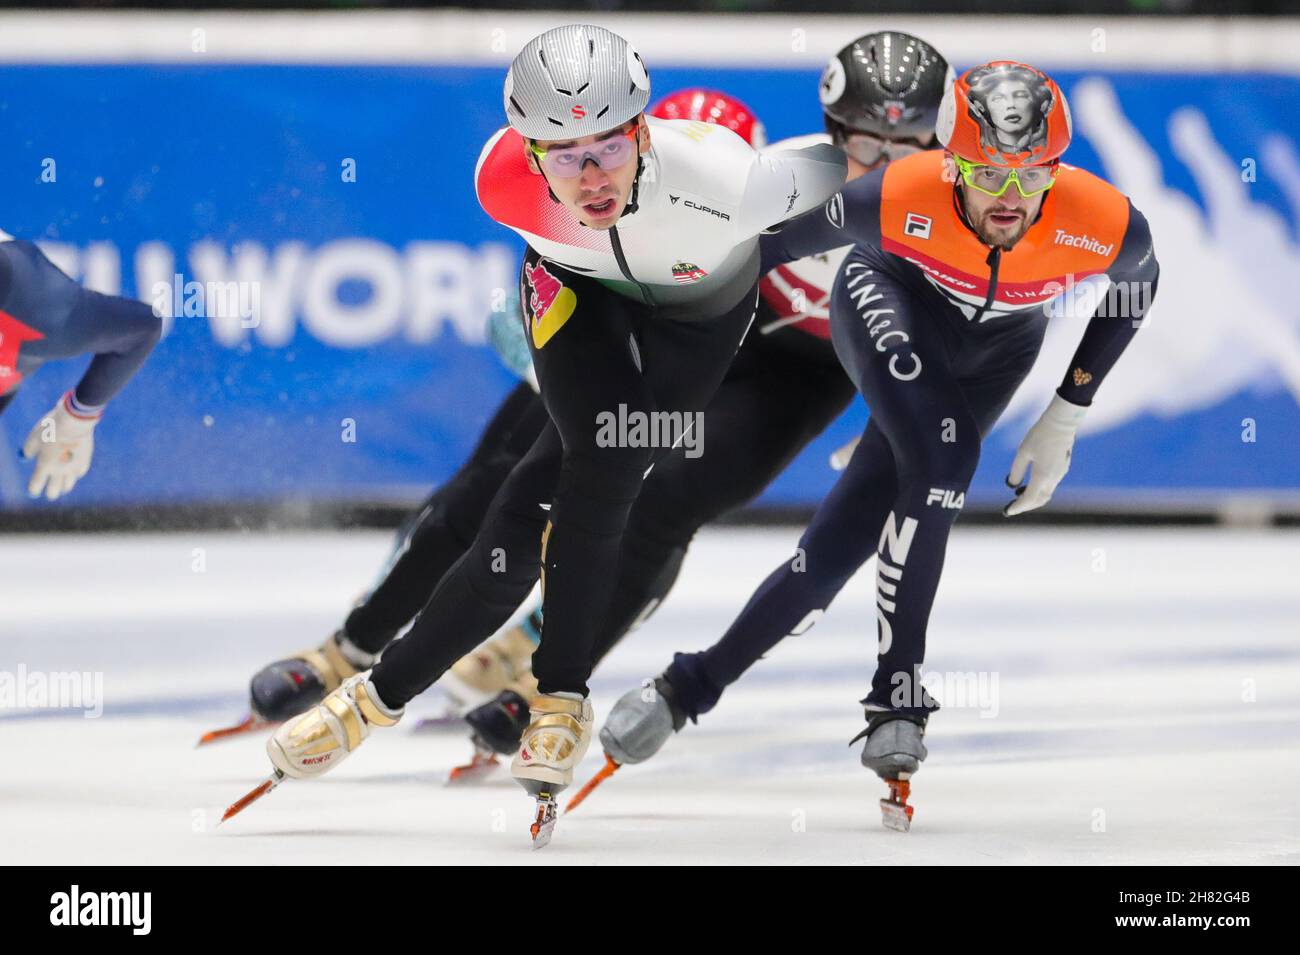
[21, 392, 101, 500]
[1004, 394, 1087, 517]
[829, 435, 860, 471]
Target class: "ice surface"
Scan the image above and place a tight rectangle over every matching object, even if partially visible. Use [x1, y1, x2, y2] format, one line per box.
[2, 526, 1297, 865]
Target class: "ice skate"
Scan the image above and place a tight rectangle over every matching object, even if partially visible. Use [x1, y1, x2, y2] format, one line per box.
[447, 687, 533, 784]
[511, 693, 593, 848]
[440, 614, 540, 709]
[196, 712, 275, 747]
[852, 710, 928, 832]
[251, 631, 370, 722]
[199, 631, 372, 746]
[265, 672, 402, 780]
[221, 673, 401, 824]
[567, 675, 687, 812]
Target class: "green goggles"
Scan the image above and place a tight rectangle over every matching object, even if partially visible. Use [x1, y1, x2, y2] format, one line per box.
[954, 156, 1059, 198]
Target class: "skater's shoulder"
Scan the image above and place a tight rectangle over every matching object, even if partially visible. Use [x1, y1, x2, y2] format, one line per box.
[475, 127, 533, 203]
[648, 115, 755, 167]
[473, 127, 560, 238]
[1051, 163, 1132, 230]
[764, 131, 832, 153]
[880, 150, 949, 199]
[646, 116, 758, 203]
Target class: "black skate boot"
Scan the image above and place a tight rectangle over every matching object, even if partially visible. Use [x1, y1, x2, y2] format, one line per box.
[448, 689, 533, 783]
[249, 632, 371, 723]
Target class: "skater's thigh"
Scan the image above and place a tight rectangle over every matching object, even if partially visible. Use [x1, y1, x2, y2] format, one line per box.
[490, 422, 563, 522]
[830, 253, 975, 475]
[636, 285, 758, 414]
[462, 381, 548, 471]
[521, 251, 652, 460]
[637, 344, 853, 534]
[797, 421, 897, 562]
[961, 327, 1047, 440]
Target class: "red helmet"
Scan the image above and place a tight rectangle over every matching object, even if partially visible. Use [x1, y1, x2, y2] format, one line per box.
[936, 61, 1071, 167]
[649, 88, 767, 148]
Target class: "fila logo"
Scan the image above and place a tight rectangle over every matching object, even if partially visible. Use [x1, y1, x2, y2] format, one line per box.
[571, 105, 587, 119]
[904, 213, 932, 239]
[926, 488, 966, 509]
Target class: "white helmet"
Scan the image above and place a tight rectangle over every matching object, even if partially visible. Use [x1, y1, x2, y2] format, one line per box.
[504, 24, 651, 141]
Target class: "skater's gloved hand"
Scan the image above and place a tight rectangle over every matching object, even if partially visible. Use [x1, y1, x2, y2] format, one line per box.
[1004, 394, 1087, 517]
[21, 392, 101, 501]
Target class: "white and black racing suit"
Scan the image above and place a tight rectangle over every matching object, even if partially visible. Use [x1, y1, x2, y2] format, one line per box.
[369, 117, 847, 701]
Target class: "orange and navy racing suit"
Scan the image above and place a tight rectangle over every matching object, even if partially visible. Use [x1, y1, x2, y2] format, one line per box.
[664, 149, 1160, 720]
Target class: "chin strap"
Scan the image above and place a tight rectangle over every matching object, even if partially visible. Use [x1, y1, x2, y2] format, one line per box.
[620, 152, 645, 219]
[952, 184, 979, 240]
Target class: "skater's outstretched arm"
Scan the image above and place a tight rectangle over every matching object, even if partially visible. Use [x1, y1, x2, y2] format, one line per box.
[758, 165, 885, 274]
[1055, 203, 1160, 407]
[1005, 204, 1159, 516]
[0, 239, 162, 499]
[733, 141, 848, 239]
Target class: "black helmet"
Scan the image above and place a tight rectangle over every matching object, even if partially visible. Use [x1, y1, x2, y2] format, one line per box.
[819, 31, 953, 145]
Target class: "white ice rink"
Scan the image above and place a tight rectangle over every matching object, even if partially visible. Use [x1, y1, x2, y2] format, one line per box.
[2, 525, 1297, 865]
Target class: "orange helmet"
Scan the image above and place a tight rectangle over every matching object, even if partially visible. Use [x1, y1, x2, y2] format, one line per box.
[936, 61, 1071, 167]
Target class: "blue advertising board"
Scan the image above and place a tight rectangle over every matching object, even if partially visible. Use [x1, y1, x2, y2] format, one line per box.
[1, 62, 1297, 508]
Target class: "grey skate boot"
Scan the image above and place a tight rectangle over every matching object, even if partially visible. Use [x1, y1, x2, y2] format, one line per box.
[852, 709, 928, 832]
[601, 676, 688, 765]
[566, 675, 688, 813]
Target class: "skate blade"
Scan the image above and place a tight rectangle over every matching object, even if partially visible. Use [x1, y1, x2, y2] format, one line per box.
[879, 778, 914, 833]
[446, 751, 500, 785]
[565, 754, 620, 814]
[879, 798, 913, 832]
[221, 769, 286, 824]
[530, 794, 558, 849]
[197, 714, 276, 747]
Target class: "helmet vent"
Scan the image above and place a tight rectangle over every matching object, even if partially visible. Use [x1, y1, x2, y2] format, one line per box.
[596, 105, 610, 119]
[508, 96, 527, 117]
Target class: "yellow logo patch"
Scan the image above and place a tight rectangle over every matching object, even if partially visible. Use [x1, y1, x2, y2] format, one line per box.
[525, 261, 577, 349]
[531, 287, 576, 349]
